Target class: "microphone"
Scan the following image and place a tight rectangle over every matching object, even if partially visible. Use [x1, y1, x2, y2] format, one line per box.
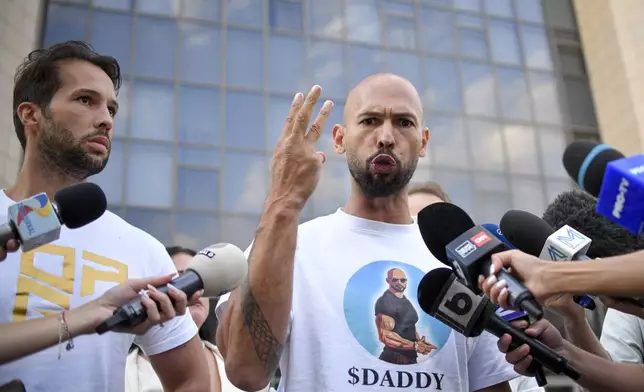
[417, 203, 544, 320]
[563, 141, 644, 234]
[0, 183, 107, 252]
[482, 223, 530, 322]
[417, 268, 580, 382]
[500, 210, 597, 310]
[96, 243, 249, 334]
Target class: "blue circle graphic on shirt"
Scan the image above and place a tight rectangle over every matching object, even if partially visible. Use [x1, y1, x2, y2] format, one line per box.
[343, 261, 452, 364]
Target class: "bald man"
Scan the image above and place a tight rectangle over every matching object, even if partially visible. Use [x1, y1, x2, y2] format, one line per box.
[216, 74, 518, 391]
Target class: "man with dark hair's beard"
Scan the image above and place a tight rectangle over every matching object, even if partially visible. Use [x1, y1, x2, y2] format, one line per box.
[215, 75, 518, 391]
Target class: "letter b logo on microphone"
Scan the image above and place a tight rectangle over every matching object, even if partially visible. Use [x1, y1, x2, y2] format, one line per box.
[437, 278, 482, 331]
[444, 293, 473, 316]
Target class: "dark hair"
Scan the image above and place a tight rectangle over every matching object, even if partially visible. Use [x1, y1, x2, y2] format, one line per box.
[13, 40, 121, 150]
[166, 246, 197, 258]
[408, 181, 451, 203]
[542, 190, 644, 258]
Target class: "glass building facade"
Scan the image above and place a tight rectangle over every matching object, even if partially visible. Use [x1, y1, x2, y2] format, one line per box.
[42, 0, 598, 251]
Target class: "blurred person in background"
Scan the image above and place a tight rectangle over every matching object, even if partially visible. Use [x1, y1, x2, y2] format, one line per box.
[125, 246, 271, 392]
[0, 40, 208, 391]
[407, 183, 544, 392]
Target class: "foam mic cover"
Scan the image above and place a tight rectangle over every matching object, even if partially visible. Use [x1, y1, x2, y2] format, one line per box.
[417, 202, 475, 265]
[54, 182, 107, 228]
[563, 141, 625, 197]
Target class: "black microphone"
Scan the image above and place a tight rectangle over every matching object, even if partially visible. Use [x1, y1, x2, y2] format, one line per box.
[417, 202, 544, 320]
[417, 268, 580, 382]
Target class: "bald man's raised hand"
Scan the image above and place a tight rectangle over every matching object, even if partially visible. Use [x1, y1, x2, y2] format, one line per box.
[269, 85, 334, 209]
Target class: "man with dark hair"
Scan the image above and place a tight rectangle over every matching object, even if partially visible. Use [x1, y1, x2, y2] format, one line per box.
[0, 41, 209, 391]
[407, 181, 450, 216]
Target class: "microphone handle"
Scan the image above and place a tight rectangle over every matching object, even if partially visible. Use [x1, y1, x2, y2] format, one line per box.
[95, 272, 203, 334]
[0, 223, 16, 246]
[488, 265, 544, 320]
[486, 314, 580, 380]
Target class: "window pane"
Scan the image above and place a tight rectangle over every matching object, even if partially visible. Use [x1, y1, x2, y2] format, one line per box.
[546, 179, 573, 204]
[226, 29, 263, 89]
[427, 115, 469, 169]
[522, 25, 552, 70]
[410, 167, 433, 186]
[309, 41, 346, 99]
[314, 160, 350, 216]
[387, 52, 422, 90]
[178, 146, 220, 168]
[220, 215, 260, 249]
[177, 168, 219, 210]
[489, 19, 521, 65]
[476, 192, 511, 224]
[131, 81, 175, 141]
[420, 8, 455, 54]
[94, 0, 132, 11]
[538, 128, 567, 179]
[174, 212, 219, 250]
[44, 5, 86, 48]
[90, 12, 132, 74]
[309, 0, 344, 38]
[347, 45, 386, 88]
[268, 35, 306, 93]
[511, 177, 545, 215]
[560, 47, 586, 75]
[454, 0, 481, 12]
[484, 0, 513, 17]
[125, 209, 172, 245]
[457, 13, 484, 28]
[183, 0, 221, 21]
[517, 0, 544, 24]
[270, 0, 303, 32]
[179, 23, 221, 84]
[425, 58, 462, 113]
[347, 0, 380, 44]
[497, 67, 532, 121]
[462, 62, 497, 117]
[178, 86, 220, 144]
[134, 17, 178, 79]
[503, 124, 540, 175]
[126, 143, 173, 208]
[223, 152, 267, 213]
[422, 0, 451, 6]
[467, 119, 506, 172]
[565, 78, 598, 128]
[90, 139, 125, 204]
[227, 0, 263, 27]
[138, 0, 180, 15]
[114, 80, 130, 137]
[433, 170, 475, 214]
[386, 16, 417, 50]
[384, 2, 415, 15]
[458, 28, 488, 60]
[225, 91, 264, 149]
[529, 72, 563, 125]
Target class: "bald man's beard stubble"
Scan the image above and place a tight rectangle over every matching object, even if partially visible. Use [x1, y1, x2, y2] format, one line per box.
[38, 112, 110, 181]
[347, 148, 417, 199]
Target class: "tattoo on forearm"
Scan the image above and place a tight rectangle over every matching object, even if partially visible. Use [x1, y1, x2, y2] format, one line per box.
[241, 278, 283, 375]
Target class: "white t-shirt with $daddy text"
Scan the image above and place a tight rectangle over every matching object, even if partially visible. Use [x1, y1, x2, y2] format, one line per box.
[0, 190, 198, 392]
[217, 209, 519, 391]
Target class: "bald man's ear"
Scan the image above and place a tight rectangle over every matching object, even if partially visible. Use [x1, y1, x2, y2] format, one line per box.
[332, 124, 346, 155]
[419, 127, 430, 157]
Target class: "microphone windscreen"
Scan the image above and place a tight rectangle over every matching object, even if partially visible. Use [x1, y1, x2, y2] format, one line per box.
[499, 210, 555, 256]
[417, 267, 454, 315]
[54, 182, 107, 229]
[187, 243, 248, 297]
[417, 202, 476, 264]
[563, 141, 625, 197]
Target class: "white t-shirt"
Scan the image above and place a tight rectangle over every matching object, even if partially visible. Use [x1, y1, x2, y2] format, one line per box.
[217, 209, 518, 391]
[0, 190, 198, 392]
[600, 308, 644, 364]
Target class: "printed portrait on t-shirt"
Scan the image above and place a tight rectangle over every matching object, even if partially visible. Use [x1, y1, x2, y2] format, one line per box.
[343, 261, 451, 365]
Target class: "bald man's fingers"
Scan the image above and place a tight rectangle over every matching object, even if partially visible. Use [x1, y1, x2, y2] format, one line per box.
[294, 85, 322, 136]
[281, 92, 304, 139]
[306, 100, 334, 144]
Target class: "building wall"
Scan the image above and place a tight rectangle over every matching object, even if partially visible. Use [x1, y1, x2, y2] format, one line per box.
[573, 0, 644, 155]
[0, 0, 43, 189]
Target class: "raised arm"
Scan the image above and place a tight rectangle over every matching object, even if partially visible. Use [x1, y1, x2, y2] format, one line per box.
[216, 86, 333, 391]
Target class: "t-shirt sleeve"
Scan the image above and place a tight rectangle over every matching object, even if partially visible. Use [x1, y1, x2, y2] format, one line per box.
[134, 238, 198, 356]
[467, 332, 518, 390]
[509, 376, 545, 392]
[600, 309, 644, 364]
